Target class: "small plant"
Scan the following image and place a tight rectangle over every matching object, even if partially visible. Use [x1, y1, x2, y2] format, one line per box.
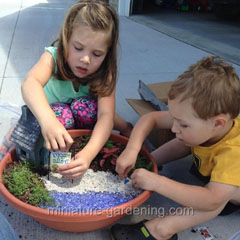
[104, 139, 114, 149]
[79, 135, 91, 148]
[127, 155, 153, 177]
[70, 136, 153, 175]
[135, 155, 153, 171]
[2, 160, 54, 207]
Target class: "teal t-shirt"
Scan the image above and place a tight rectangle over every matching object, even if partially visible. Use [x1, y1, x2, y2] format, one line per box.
[44, 47, 89, 104]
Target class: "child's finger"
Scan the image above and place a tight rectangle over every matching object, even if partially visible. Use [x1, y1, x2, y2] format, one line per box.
[124, 166, 133, 178]
[63, 132, 73, 151]
[49, 138, 59, 151]
[58, 161, 76, 171]
[58, 157, 85, 172]
[130, 170, 136, 179]
[61, 170, 86, 179]
[115, 164, 124, 177]
[56, 135, 67, 152]
[58, 163, 86, 177]
[45, 139, 51, 151]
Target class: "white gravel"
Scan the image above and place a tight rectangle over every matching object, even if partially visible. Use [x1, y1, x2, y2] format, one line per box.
[41, 169, 141, 196]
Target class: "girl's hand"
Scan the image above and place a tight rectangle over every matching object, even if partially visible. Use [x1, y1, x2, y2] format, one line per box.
[57, 151, 91, 178]
[131, 168, 158, 191]
[41, 117, 73, 152]
[115, 148, 138, 178]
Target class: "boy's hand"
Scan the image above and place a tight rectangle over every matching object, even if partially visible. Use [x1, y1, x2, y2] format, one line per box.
[41, 117, 73, 152]
[131, 168, 158, 191]
[57, 151, 91, 178]
[116, 148, 138, 178]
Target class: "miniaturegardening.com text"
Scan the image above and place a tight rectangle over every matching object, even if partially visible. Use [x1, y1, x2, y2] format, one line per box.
[47, 205, 194, 218]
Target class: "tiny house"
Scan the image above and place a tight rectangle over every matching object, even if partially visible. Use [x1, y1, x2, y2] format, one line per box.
[10, 105, 49, 167]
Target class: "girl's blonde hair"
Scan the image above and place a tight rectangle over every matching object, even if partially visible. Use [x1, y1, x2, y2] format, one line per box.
[52, 0, 119, 97]
[168, 56, 240, 119]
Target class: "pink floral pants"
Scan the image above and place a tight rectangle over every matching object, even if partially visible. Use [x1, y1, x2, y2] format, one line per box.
[50, 96, 98, 130]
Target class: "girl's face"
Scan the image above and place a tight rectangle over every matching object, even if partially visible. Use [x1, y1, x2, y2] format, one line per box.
[168, 97, 216, 147]
[67, 25, 109, 78]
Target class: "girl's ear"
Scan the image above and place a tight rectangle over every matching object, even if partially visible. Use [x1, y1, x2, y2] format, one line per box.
[211, 114, 228, 129]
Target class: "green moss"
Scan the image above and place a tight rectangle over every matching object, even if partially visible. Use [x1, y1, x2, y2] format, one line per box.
[3, 160, 54, 207]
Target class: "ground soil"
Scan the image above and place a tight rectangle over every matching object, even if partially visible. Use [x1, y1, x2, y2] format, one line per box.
[69, 136, 126, 175]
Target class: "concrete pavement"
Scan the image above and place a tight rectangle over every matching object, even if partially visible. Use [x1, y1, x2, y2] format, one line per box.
[0, 0, 239, 239]
[130, 8, 240, 66]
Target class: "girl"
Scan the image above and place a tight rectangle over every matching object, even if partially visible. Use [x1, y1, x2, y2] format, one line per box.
[20, 0, 132, 178]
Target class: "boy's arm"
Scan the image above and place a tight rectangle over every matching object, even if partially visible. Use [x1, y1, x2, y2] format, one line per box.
[126, 111, 173, 154]
[151, 138, 191, 166]
[116, 111, 173, 177]
[132, 169, 238, 211]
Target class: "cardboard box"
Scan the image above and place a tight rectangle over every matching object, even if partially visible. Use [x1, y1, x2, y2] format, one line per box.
[126, 81, 175, 148]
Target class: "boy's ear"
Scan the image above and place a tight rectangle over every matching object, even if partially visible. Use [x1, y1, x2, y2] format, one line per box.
[211, 114, 228, 129]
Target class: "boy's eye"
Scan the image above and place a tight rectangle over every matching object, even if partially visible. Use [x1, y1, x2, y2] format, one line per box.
[180, 124, 188, 128]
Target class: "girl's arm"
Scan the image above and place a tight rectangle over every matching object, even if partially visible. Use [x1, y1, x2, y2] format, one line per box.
[131, 169, 238, 211]
[58, 89, 115, 178]
[82, 89, 115, 160]
[116, 111, 174, 177]
[21, 52, 73, 151]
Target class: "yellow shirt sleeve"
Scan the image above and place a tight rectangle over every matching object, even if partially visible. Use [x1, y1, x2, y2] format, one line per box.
[210, 146, 240, 186]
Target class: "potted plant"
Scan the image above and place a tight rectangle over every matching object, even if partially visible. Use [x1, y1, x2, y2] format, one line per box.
[0, 129, 158, 232]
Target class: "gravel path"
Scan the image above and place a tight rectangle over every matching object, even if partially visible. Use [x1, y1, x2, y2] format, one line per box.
[42, 169, 141, 196]
[41, 169, 142, 211]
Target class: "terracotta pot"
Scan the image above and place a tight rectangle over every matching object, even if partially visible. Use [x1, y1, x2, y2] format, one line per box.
[0, 130, 158, 232]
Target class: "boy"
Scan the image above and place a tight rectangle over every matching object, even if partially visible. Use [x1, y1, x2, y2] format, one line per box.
[110, 56, 240, 240]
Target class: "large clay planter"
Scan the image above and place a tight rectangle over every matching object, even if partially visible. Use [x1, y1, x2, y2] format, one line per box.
[0, 129, 158, 232]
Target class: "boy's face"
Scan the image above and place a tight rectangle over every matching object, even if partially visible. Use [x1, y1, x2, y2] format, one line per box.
[168, 97, 215, 147]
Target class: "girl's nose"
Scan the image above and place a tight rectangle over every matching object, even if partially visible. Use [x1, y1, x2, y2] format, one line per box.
[81, 55, 90, 64]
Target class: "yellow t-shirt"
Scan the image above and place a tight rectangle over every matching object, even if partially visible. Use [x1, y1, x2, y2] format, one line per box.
[192, 116, 240, 187]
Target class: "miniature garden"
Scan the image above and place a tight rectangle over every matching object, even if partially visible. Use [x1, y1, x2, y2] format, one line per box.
[2, 134, 153, 213]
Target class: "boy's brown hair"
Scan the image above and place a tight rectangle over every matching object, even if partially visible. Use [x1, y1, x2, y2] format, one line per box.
[52, 0, 119, 97]
[168, 56, 240, 119]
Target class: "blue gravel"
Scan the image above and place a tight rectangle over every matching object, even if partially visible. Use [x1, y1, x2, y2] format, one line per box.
[41, 191, 137, 212]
